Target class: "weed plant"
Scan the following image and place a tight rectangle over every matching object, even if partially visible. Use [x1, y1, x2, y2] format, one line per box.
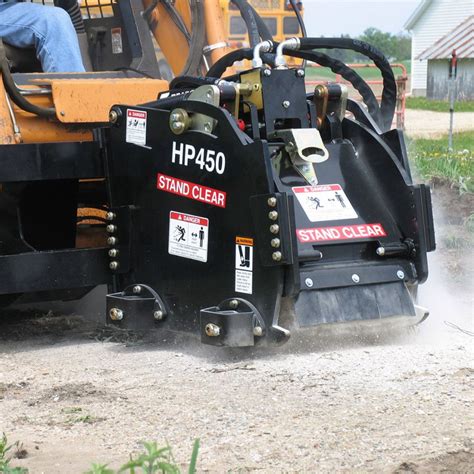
[0, 434, 28, 474]
[408, 132, 474, 194]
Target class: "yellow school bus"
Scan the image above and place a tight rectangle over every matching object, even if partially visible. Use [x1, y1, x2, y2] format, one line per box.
[223, 0, 303, 48]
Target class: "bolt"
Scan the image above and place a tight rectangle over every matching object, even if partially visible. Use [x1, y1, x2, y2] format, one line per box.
[270, 224, 280, 234]
[204, 122, 212, 132]
[106, 212, 115, 221]
[305, 277, 314, 288]
[376, 247, 385, 256]
[205, 323, 221, 337]
[154, 310, 164, 320]
[267, 196, 277, 207]
[271, 238, 280, 248]
[253, 326, 263, 337]
[296, 69, 305, 78]
[109, 261, 119, 270]
[106, 224, 116, 233]
[108, 248, 119, 258]
[109, 308, 123, 321]
[107, 236, 117, 246]
[132, 285, 142, 294]
[282, 100, 290, 108]
[268, 210, 278, 221]
[397, 270, 405, 280]
[272, 251, 282, 262]
[263, 68, 271, 76]
[229, 299, 239, 309]
[352, 274, 360, 283]
[60, 111, 66, 117]
[109, 110, 118, 123]
[172, 121, 184, 132]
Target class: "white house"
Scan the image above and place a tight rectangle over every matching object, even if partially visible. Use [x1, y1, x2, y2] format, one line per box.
[404, 0, 474, 96]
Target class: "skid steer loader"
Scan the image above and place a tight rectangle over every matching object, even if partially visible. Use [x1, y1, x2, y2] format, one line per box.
[0, 0, 435, 346]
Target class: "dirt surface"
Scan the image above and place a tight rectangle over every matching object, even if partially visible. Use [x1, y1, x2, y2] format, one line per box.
[1, 186, 473, 474]
[404, 109, 474, 139]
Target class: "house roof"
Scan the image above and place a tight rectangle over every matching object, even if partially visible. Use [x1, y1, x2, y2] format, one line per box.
[404, 0, 433, 30]
[418, 16, 474, 59]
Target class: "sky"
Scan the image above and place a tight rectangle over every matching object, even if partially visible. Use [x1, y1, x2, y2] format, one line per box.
[304, 0, 422, 37]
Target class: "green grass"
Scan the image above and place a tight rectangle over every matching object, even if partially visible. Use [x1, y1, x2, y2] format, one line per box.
[305, 59, 410, 81]
[408, 131, 474, 193]
[406, 96, 474, 112]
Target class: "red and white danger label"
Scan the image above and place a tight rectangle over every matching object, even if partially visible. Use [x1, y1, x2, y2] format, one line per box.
[126, 109, 147, 146]
[293, 184, 357, 222]
[297, 223, 387, 243]
[157, 173, 226, 208]
[168, 211, 209, 262]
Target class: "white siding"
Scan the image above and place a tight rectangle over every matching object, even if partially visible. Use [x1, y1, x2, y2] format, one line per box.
[409, 0, 474, 93]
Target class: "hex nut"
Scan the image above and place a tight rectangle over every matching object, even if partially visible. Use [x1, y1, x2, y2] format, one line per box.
[263, 68, 271, 76]
[305, 278, 314, 288]
[229, 299, 239, 309]
[282, 100, 290, 108]
[108, 248, 119, 258]
[271, 238, 281, 248]
[268, 210, 279, 221]
[109, 308, 123, 321]
[205, 323, 221, 337]
[154, 310, 164, 321]
[352, 274, 360, 283]
[132, 285, 142, 294]
[272, 251, 282, 261]
[109, 110, 119, 123]
[107, 237, 117, 246]
[109, 261, 119, 270]
[253, 326, 263, 337]
[106, 224, 116, 233]
[270, 224, 280, 234]
[397, 270, 405, 280]
[267, 197, 277, 207]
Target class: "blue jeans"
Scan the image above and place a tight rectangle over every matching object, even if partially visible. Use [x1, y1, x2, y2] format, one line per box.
[0, 2, 85, 72]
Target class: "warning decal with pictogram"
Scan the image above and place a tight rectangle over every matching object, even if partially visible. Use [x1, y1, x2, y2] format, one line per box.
[168, 211, 209, 262]
[235, 236, 253, 294]
[293, 184, 358, 222]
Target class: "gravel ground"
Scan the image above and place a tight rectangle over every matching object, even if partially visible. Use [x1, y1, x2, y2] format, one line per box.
[0, 287, 472, 474]
[404, 109, 474, 138]
[0, 196, 473, 474]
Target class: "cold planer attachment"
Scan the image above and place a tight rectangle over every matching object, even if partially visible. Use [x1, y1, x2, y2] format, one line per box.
[104, 65, 435, 347]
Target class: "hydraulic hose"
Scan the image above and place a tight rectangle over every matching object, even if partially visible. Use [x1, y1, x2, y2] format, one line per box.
[54, 0, 86, 33]
[206, 48, 252, 77]
[249, 5, 273, 41]
[180, 0, 206, 76]
[288, 0, 307, 38]
[206, 47, 382, 126]
[298, 37, 396, 130]
[169, 75, 223, 89]
[0, 40, 56, 118]
[230, 0, 260, 47]
[288, 50, 381, 125]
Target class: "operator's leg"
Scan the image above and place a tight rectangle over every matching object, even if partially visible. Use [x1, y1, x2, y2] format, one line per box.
[0, 3, 85, 72]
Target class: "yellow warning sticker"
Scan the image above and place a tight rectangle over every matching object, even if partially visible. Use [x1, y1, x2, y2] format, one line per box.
[236, 236, 254, 246]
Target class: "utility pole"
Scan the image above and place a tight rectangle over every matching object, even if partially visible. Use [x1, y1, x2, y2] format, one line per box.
[448, 49, 457, 150]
